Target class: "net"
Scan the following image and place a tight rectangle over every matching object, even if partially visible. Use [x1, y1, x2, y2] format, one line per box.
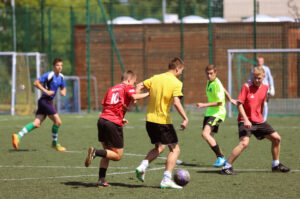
[227, 49, 300, 117]
[0, 52, 48, 115]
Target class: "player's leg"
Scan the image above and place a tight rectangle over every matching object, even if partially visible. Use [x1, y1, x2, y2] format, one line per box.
[136, 122, 166, 182]
[48, 114, 66, 151]
[136, 143, 165, 182]
[265, 132, 290, 172]
[221, 136, 250, 175]
[12, 114, 45, 149]
[98, 144, 123, 187]
[160, 143, 182, 189]
[202, 117, 226, 166]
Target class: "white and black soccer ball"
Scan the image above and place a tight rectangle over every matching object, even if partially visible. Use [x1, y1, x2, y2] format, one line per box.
[174, 168, 190, 186]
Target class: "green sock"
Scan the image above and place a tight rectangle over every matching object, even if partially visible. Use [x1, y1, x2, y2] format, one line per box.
[18, 122, 35, 139]
[52, 124, 60, 146]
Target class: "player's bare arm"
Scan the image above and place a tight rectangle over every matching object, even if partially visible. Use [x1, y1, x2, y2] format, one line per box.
[33, 79, 54, 96]
[196, 101, 222, 108]
[60, 87, 66, 96]
[224, 88, 237, 105]
[173, 96, 189, 130]
[237, 101, 252, 128]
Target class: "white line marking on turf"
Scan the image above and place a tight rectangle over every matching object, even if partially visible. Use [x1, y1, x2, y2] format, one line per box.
[0, 165, 129, 169]
[0, 167, 165, 181]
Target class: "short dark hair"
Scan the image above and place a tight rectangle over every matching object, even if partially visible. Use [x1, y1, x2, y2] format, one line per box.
[168, 57, 184, 70]
[53, 58, 63, 66]
[121, 70, 136, 81]
[205, 64, 216, 72]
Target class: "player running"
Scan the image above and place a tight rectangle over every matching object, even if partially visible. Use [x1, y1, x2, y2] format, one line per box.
[135, 57, 189, 189]
[196, 65, 237, 167]
[84, 70, 149, 187]
[221, 67, 290, 175]
[12, 58, 67, 151]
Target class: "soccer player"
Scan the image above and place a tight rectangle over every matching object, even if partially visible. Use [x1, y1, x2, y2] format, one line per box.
[84, 70, 149, 187]
[135, 57, 189, 189]
[249, 56, 275, 121]
[196, 65, 237, 167]
[221, 67, 290, 175]
[12, 58, 67, 151]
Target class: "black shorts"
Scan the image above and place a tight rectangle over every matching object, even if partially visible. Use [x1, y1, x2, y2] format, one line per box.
[202, 116, 223, 133]
[238, 122, 275, 140]
[36, 96, 57, 116]
[146, 121, 178, 145]
[98, 118, 124, 148]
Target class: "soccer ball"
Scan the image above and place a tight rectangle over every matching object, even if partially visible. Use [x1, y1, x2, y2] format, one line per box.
[174, 169, 190, 186]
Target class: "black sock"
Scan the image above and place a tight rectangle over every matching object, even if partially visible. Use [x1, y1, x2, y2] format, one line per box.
[99, 168, 107, 179]
[211, 144, 224, 158]
[95, 149, 107, 158]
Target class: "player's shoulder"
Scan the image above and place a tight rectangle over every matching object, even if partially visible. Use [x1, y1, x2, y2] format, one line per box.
[59, 73, 64, 79]
[261, 82, 269, 90]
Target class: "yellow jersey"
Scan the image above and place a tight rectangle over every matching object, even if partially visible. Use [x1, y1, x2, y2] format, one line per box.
[143, 72, 183, 124]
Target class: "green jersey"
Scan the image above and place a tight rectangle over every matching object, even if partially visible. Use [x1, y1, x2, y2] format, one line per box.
[205, 77, 226, 121]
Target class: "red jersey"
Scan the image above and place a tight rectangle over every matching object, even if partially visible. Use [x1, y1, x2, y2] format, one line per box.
[237, 81, 268, 123]
[100, 83, 136, 126]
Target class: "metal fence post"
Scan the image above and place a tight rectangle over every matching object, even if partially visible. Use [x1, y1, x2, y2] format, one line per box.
[47, 8, 53, 68]
[70, 6, 75, 76]
[110, 0, 114, 87]
[208, 0, 213, 64]
[86, 0, 91, 112]
[41, 0, 45, 53]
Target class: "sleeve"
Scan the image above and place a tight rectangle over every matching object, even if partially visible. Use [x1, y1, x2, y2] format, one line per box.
[143, 78, 152, 90]
[60, 76, 66, 88]
[38, 72, 49, 83]
[238, 84, 248, 104]
[173, 82, 183, 97]
[125, 86, 136, 98]
[215, 82, 225, 102]
[249, 67, 254, 81]
[265, 66, 274, 87]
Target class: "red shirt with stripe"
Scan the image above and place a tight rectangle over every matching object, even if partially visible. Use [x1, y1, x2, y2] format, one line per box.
[238, 81, 268, 123]
[100, 83, 136, 126]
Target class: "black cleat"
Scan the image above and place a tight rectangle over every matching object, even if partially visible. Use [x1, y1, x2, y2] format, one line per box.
[272, 163, 290, 172]
[220, 167, 238, 175]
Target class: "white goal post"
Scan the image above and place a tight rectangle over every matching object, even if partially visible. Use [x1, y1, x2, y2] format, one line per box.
[0, 52, 48, 115]
[227, 48, 300, 117]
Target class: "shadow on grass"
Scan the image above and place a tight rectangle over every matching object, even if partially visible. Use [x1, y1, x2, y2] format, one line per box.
[8, 149, 38, 152]
[62, 181, 159, 189]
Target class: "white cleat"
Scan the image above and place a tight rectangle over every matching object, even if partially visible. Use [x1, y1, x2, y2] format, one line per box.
[160, 179, 183, 189]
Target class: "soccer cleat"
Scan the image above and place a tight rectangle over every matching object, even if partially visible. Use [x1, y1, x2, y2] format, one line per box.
[97, 181, 110, 188]
[220, 167, 238, 175]
[85, 147, 96, 167]
[213, 156, 227, 167]
[272, 163, 290, 172]
[51, 143, 66, 152]
[12, 134, 20, 149]
[160, 179, 183, 189]
[135, 168, 145, 182]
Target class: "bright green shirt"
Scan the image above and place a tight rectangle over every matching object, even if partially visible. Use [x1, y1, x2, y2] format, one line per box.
[205, 77, 226, 121]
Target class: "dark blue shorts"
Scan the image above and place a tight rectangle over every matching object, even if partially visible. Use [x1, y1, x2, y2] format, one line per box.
[36, 96, 57, 116]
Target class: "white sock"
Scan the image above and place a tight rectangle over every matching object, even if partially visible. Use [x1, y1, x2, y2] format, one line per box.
[163, 171, 172, 181]
[138, 160, 149, 171]
[272, 160, 279, 167]
[18, 127, 28, 138]
[223, 162, 232, 169]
